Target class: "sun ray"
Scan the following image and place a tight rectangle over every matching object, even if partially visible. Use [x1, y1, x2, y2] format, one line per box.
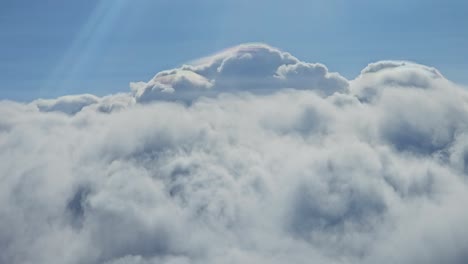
[42, 0, 128, 98]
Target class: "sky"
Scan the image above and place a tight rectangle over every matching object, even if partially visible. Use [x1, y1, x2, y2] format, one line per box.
[1, 0, 467, 101]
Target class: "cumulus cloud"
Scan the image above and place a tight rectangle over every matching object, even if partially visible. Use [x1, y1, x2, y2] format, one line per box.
[30, 93, 135, 115]
[1, 43, 468, 264]
[32, 94, 101, 115]
[132, 43, 348, 102]
[350, 60, 446, 102]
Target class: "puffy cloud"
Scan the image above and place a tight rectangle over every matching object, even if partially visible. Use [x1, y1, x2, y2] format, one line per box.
[30, 93, 135, 115]
[32, 94, 101, 115]
[351, 60, 446, 102]
[1, 44, 468, 264]
[132, 43, 349, 102]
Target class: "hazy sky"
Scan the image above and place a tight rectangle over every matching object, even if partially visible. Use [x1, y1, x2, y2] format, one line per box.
[1, 0, 467, 101]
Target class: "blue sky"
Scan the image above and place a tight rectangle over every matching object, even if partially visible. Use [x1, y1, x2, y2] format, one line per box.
[1, 0, 467, 101]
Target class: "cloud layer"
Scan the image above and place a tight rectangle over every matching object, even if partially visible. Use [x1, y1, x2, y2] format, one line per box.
[2, 44, 468, 264]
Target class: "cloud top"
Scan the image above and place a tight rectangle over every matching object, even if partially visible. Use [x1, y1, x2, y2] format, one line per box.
[132, 43, 349, 102]
[351, 60, 448, 102]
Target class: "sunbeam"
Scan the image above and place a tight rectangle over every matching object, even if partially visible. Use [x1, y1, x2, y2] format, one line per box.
[42, 0, 128, 97]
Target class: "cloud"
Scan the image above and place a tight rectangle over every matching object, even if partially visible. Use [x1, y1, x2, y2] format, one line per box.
[1, 44, 468, 264]
[32, 94, 101, 115]
[30, 93, 135, 115]
[350, 60, 446, 102]
[132, 43, 349, 102]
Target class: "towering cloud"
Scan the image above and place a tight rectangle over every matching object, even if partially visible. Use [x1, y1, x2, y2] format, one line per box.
[1, 44, 468, 264]
[131, 43, 349, 102]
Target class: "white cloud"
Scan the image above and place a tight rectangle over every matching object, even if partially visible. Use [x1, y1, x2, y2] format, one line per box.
[132, 43, 349, 102]
[30, 93, 135, 115]
[32, 94, 101, 115]
[1, 44, 468, 264]
[350, 60, 447, 102]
